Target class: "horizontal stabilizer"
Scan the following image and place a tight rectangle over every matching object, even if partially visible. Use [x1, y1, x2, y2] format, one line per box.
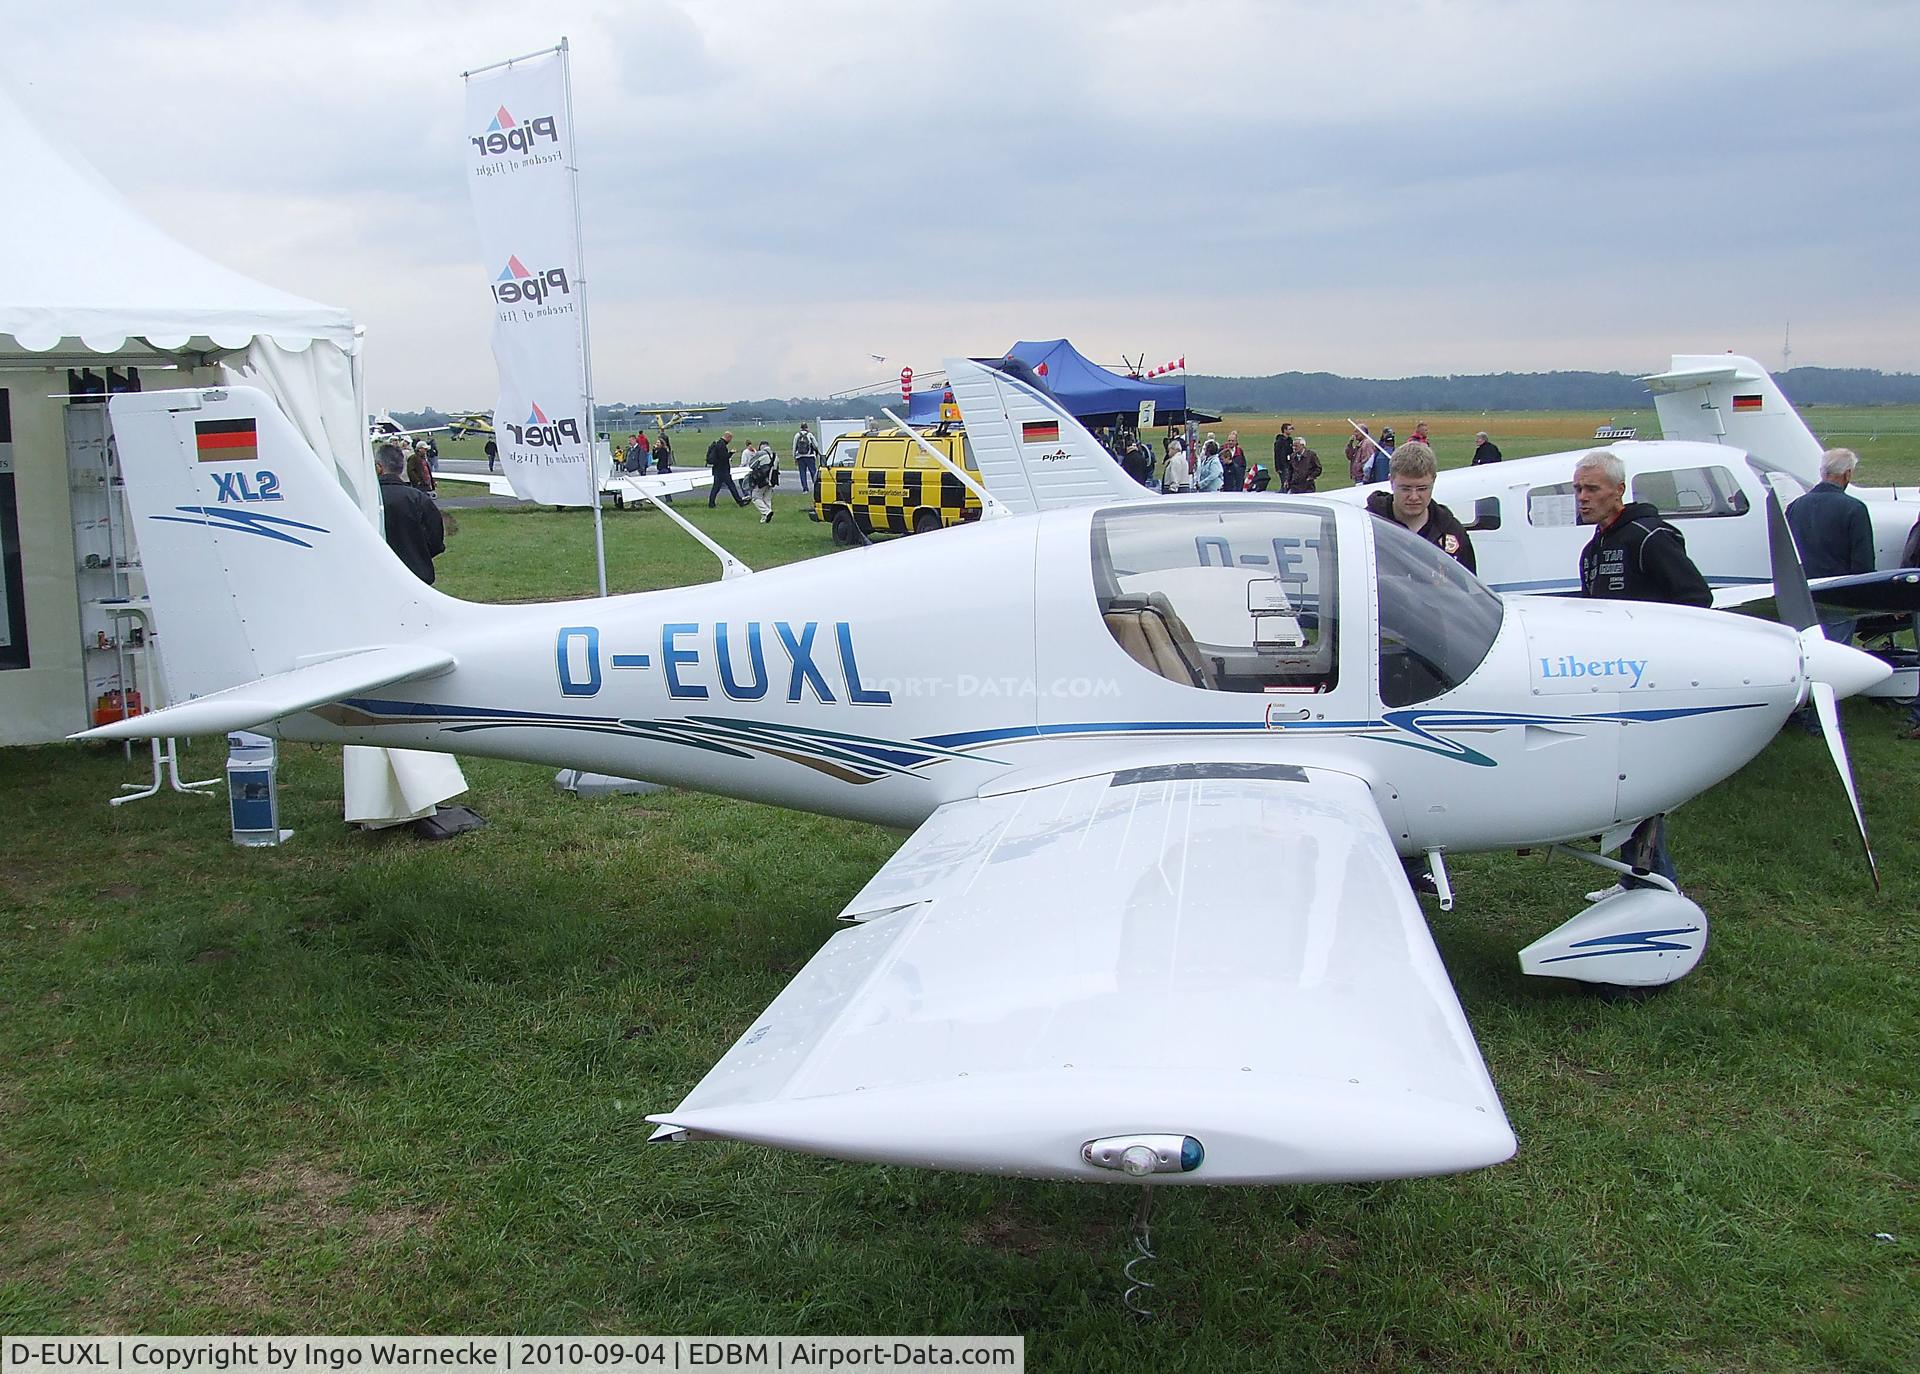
[74, 644, 455, 741]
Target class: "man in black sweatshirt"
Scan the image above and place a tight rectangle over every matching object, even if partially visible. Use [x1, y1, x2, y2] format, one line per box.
[1574, 450, 1711, 607]
[1572, 448, 1710, 896]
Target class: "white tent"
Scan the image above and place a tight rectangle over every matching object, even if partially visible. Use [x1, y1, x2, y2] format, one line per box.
[0, 81, 460, 825]
[0, 78, 375, 526]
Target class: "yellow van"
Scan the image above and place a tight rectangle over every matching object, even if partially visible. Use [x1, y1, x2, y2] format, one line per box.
[811, 430, 983, 544]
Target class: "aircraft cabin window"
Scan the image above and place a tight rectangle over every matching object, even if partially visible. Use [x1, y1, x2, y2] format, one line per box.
[1633, 465, 1750, 519]
[1526, 482, 1578, 527]
[1374, 519, 1506, 708]
[1464, 496, 1502, 531]
[1091, 504, 1339, 693]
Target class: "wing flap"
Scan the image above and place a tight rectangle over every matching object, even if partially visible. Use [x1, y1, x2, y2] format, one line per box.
[73, 644, 455, 740]
[650, 766, 1514, 1184]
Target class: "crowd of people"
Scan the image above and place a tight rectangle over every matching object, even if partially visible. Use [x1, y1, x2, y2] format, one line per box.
[1107, 419, 1502, 496]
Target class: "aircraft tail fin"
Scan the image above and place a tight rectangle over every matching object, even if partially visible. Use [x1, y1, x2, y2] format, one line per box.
[944, 357, 1149, 513]
[1641, 355, 1822, 487]
[103, 387, 456, 721]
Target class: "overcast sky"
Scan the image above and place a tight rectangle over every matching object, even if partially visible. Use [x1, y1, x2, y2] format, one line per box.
[7, 1, 1917, 410]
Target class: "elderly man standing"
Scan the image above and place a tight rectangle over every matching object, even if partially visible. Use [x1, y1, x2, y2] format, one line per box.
[1573, 449, 1711, 896]
[1574, 449, 1711, 607]
[376, 442, 444, 584]
[1363, 441, 1475, 569]
[1786, 448, 1874, 641]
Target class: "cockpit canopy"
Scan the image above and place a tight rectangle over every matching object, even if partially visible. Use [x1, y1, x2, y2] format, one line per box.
[1091, 502, 1505, 704]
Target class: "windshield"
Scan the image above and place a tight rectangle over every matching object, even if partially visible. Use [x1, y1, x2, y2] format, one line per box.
[1372, 518, 1506, 706]
[1092, 503, 1339, 693]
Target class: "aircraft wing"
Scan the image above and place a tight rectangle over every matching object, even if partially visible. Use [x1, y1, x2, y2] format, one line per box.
[602, 466, 746, 503]
[433, 470, 520, 498]
[1713, 568, 1920, 616]
[73, 644, 456, 741]
[648, 762, 1515, 1185]
[433, 467, 745, 503]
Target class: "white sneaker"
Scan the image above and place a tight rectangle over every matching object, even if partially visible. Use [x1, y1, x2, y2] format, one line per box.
[1585, 884, 1625, 903]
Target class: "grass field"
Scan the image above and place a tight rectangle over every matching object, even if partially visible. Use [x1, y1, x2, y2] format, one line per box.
[3, 409, 1918, 1368]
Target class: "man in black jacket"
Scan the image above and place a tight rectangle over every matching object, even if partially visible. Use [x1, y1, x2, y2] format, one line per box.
[1272, 422, 1296, 491]
[1574, 450, 1711, 606]
[1787, 448, 1874, 639]
[1362, 441, 1475, 570]
[1471, 431, 1503, 465]
[706, 430, 748, 508]
[377, 443, 444, 584]
[1573, 449, 1710, 895]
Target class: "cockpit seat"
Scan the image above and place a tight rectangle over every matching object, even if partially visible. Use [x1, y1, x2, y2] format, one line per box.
[1103, 593, 1216, 689]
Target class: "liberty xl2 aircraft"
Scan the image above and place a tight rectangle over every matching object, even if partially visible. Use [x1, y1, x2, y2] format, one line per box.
[82, 375, 1885, 1187]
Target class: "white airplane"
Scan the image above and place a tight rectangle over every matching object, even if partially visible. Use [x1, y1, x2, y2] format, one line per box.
[434, 462, 752, 508]
[80, 377, 1886, 1188]
[1329, 357, 1919, 601]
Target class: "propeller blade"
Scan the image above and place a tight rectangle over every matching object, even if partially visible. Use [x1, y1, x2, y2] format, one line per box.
[1766, 487, 1818, 632]
[1808, 678, 1879, 890]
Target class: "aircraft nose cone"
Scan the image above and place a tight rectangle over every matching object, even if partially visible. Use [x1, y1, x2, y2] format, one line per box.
[1804, 633, 1892, 700]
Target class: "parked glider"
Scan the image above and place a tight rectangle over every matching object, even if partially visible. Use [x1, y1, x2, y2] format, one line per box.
[83, 381, 1885, 1185]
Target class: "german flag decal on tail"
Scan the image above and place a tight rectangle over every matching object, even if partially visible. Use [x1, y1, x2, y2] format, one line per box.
[1731, 394, 1763, 412]
[195, 418, 259, 462]
[1021, 420, 1061, 445]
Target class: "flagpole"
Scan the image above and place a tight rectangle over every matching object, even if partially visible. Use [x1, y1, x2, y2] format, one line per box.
[559, 36, 609, 598]
[460, 43, 564, 79]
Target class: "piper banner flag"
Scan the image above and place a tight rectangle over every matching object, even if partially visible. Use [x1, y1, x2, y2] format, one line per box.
[464, 48, 598, 506]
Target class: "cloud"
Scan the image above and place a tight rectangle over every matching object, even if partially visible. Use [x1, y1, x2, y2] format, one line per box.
[5, 0, 1916, 406]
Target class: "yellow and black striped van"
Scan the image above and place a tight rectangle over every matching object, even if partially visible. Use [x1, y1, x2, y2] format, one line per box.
[811, 431, 983, 544]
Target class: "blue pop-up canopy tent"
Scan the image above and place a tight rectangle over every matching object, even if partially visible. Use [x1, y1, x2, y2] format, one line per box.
[907, 339, 1193, 426]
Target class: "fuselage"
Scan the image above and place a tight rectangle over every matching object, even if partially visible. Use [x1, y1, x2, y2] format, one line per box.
[282, 497, 1808, 854]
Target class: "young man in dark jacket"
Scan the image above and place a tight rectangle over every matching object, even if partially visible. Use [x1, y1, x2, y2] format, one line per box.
[1362, 441, 1475, 570]
[1272, 423, 1295, 490]
[376, 443, 445, 584]
[1572, 449, 1711, 893]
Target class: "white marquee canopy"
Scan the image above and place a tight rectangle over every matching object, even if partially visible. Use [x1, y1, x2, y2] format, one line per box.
[0, 82, 355, 361]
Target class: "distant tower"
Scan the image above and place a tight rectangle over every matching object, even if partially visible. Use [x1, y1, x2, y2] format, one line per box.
[1782, 322, 1792, 373]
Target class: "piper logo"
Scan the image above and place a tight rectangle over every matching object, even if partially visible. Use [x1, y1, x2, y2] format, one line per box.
[471, 105, 559, 158]
[493, 256, 571, 305]
[505, 403, 580, 450]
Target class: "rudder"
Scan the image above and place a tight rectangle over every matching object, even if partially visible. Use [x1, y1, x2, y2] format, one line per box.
[109, 386, 448, 705]
[1641, 355, 1822, 487]
[944, 357, 1150, 514]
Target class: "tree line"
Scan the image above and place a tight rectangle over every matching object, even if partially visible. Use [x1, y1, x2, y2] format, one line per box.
[388, 365, 1920, 429]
